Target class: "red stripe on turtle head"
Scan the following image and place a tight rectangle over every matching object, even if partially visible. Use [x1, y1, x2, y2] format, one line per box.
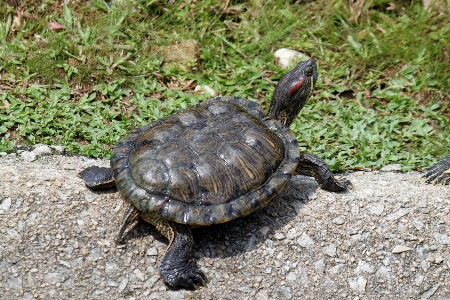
[287, 77, 305, 97]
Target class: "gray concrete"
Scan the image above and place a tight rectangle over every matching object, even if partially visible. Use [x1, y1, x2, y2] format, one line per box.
[1, 149, 449, 299]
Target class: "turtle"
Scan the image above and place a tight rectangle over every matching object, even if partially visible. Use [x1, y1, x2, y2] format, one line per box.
[423, 155, 450, 185]
[78, 59, 351, 289]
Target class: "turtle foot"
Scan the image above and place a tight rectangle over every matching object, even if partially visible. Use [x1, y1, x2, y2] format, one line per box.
[161, 259, 208, 289]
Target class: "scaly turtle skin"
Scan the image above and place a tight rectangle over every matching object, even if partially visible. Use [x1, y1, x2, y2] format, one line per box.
[423, 155, 450, 185]
[79, 59, 351, 289]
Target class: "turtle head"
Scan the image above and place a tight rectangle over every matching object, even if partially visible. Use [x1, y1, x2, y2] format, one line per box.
[268, 59, 318, 127]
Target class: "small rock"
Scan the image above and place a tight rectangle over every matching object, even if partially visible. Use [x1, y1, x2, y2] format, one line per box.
[146, 247, 158, 256]
[44, 272, 66, 284]
[134, 268, 146, 281]
[286, 228, 297, 239]
[328, 264, 346, 277]
[375, 266, 391, 280]
[348, 276, 367, 293]
[422, 284, 440, 299]
[50, 145, 65, 153]
[332, 217, 345, 225]
[355, 260, 374, 274]
[274, 232, 285, 240]
[413, 218, 424, 231]
[322, 244, 337, 257]
[434, 233, 450, 245]
[297, 233, 314, 248]
[427, 253, 444, 264]
[277, 286, 293, 299]
[117, 278, 128, 293]
[414, 274, 424, 286]
[314, 259, 325, 273]
[28, 212, 38, 223]
[285, 272, 296, 281]
[380, 164, 402, 172]
[33, 145, 52, 156]
[20, 151, 36, 162]
[194, 85, 216, 97]
[0, 197, 12, 213]
[366, 203, 384, 216]
[421, 260, 431, 272]
[385, 208, 411, 221]
[7, 229, 20, 238]
[84, 194, 96, 202]
[7, 276, 22, 290]
[246, 234, 257, 251]
[392, 245, 412, 253]
[258, 226, 270, 236]
[274, 48, 310, 69]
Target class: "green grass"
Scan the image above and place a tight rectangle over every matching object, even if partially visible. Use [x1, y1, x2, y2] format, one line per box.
[1, 0, 449, 171]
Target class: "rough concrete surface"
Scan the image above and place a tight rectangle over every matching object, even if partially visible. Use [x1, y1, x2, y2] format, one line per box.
[1, 148, 449, 300]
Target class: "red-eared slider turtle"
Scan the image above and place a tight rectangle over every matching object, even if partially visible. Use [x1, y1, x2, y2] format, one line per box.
[423, 155, 450, 185]
[79, 59, 351, 289]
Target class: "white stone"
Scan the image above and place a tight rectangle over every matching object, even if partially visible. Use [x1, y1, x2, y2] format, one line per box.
[20, 151, 36, 162]
[274, 48, 310, 69]
[348, 276, 367, 293]
[0, 198, 12, 213]
[146, 247, 158, 256]
[392, 245, 412, 253]
[285, 272, 296, 281]
[322, 244, 337, 257]
[355, 260, 374, 274]
[117, 278, 128, 292]
[297, 232, 314, 248]
[274, 232, 285, 240]
[33, 145, 52, 156]
[366, 203, 384, 216]
[380, 164, 402, 172]
[385, 208, 411, 221]
[134, 268, 146, 281]
[434, 233, 450, 245]
[194, 84, 216, 96]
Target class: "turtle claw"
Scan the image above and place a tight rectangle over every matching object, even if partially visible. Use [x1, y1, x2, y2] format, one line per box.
[162, 260, 208, 290]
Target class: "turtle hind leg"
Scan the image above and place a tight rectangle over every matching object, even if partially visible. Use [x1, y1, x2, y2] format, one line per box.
[116, 205, 207, 289]
[424, 155, 450, 185]
[116, 203, 142, 244]
[296, 153, 352, 192]
[144, 213, 207, 289]
[78, 166, 116, 190]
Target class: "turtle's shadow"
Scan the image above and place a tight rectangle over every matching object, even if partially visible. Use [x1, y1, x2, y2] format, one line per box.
[125, 175, 344, 259]
[191, 175, 322, 259]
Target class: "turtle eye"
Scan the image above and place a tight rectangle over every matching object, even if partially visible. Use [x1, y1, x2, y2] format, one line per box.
[304, 66, 313, 77]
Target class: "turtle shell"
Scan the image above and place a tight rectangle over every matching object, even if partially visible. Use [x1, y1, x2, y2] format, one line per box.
[110, 96, 299, 226]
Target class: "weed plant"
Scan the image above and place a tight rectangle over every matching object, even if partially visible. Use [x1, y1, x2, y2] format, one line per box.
[0, 0, 449, 171]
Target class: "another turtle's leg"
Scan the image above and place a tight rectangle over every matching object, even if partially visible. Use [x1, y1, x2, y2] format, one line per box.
[116, 203, 142, 244]
[144, 214, 207, 289]
[423, 155, 450, 185]
[296, 153, 352, 191]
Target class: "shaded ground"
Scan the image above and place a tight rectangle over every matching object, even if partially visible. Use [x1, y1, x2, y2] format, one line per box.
[1, 151, 449, 299]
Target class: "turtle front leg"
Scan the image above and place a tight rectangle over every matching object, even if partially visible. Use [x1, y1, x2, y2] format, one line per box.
[423, 155, 450, 185]
[296, 153, 352, 191]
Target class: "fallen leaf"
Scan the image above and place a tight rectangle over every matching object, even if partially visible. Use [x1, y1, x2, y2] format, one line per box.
[48, 22, 65, 31]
